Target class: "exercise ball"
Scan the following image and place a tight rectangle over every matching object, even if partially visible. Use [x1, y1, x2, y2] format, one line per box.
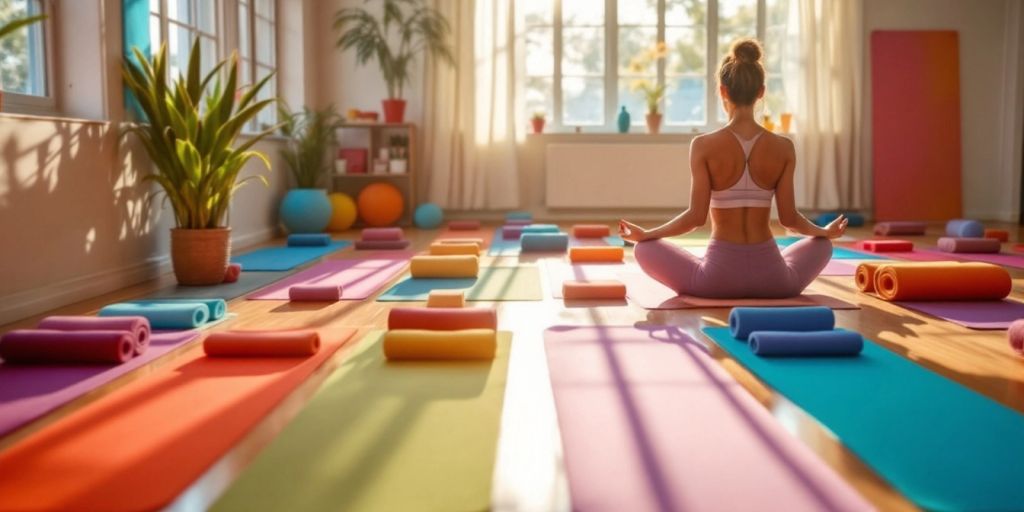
[414, 203, 444, 229]
[327, 193, 358, 231]
[357, 182, 404, 227]
[280, 188, 332, 233]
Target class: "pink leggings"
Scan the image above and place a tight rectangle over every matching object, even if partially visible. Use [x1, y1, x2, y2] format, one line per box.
[633, 237, 832, 299]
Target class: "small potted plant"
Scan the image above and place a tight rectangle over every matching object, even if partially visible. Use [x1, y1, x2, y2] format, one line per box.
[0, 14, 46, 110]
[334, 0, 454, 124]
[278, 104, 343, 233]
[531, 112, 546, 134]
[628, 42, 669, 134]
[389, 134, 408, 174]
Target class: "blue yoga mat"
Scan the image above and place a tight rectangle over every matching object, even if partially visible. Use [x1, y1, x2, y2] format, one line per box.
[131, 299, 227, 321]
[99, 302, 209, 330]
[702, 326, 1024, 511]
[774, 237, 884, 260]
[232, 241, 351, 271]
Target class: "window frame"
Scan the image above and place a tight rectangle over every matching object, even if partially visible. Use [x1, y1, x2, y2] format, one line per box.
[237, 0, 279, 133]
[148, 0, 223, 77]
[1, 0, 58, 116]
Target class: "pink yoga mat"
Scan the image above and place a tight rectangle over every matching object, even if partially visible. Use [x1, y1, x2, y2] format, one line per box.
[617, 272, 859, 310]
[0, 330, 199, 437]
[894, 300, 1024, 330]
[247, 255, 410, 300]
[544, 325, 872, 512]
[820, 260, 857, 276]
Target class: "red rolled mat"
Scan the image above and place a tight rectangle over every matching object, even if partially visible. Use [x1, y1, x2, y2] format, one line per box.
[387, 307, 498, 331]
[1009, 319, 1024, 356]
[1014, 244, 1024, 253]
[0, 330, 136, 364]
[984, 229, 1009, 242]
[563, 280, 627, 300]
[572, 224, 611, 238]
[448, 220, 481, 231]
[354, 239, 411, 250]
[288, 284, 343, 302]
[873, 221, 927, 236]
[361, 227, 405, 241]
[860, 240, 913, 252]
[873, 262, 1011, 301]
[223, 263, 242, 283]
[937, 237, 1001, 254]
[204, 330, 321, 357]
[37, 315, 150, 355]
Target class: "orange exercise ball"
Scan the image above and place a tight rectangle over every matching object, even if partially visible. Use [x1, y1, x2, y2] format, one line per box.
[357, 182, 404, 227]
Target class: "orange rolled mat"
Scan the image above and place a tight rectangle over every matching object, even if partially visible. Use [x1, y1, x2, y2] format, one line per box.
[427, 290, 465, 308]
[855, 263, 882, 292]
[985, 229, 1009, 242]
[388, 307, 497, 331]
[874, 262, 1011, 301]
[409, 255, 479, 278]
[204, 330, 321, 357]
[429, 241, 480, 256]
[569, 246, 625, 263]
[383, 329, 497, 360]
[0, 328, 355, 512]
[563, 280, 627, 300]
[572, 224, 611, 238]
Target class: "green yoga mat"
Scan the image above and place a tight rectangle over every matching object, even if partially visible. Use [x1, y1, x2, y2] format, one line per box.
[212, 331, 511, 512]
[702, 327, 1024, 511]
[377, 266, 543, 301]
[146, 271, 290, 301]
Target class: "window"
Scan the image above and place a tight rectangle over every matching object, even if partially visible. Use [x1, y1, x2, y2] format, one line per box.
[238, 0, 277, 131]
[149, 0, 220, 79]
[521, 0, 792, 132]
[1, 0, 53, 113]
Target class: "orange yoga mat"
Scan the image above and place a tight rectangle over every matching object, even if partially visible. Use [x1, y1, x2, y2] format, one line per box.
[874, 263, 1011, 301]
[563, 280, 627, 300]
[855, 263, 881, 292]
[572, 224, 611, 238]
[388, 307, 497, 331]
[0, 328, 356, 512]
[383, 329, 497, 360]
[569, 246, 624, 263]
[204, 330, 321, 357]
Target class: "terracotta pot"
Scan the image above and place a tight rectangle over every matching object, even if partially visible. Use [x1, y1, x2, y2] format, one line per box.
[381, 98, 406, 123]
[170, 228, 231, 286]
[646, 113, 663, 134]
[531, 117, 545, 134]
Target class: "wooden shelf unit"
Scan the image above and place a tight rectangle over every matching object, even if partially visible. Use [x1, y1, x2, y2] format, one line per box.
[333, 123, 417, 226]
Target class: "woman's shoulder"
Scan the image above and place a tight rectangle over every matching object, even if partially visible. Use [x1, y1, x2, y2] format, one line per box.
[760, 131, 795, 154]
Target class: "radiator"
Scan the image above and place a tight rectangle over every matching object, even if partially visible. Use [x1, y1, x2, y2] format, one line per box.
[545, 143, 690, 209]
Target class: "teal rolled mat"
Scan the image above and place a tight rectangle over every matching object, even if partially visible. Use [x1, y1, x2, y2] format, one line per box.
[99, 302, 210, 330]
[702, 326, 1024, 511]
[522, 224, 561, 234]
[132, 299, 227, 321]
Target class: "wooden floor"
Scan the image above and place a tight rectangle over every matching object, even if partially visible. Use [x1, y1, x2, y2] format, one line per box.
[3, 222, 1024, 511]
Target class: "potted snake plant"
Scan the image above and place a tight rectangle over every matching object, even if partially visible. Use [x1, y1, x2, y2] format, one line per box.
[0, 14, 47, 110]
[278, 104, 343, 233]
[122, 38, 277, 285]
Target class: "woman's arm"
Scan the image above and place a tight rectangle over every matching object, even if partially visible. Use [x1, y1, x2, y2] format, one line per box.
[775, 138, 848, 238]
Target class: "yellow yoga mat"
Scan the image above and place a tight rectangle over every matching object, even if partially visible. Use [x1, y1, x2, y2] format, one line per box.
[212, 331, 512, 512]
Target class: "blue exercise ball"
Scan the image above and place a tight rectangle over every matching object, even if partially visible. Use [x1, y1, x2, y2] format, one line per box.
[414, 203, 444, 229]
[280, 188, 332, 233]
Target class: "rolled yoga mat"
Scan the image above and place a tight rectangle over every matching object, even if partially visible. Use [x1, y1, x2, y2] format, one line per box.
[383, 329, 497, 360]
[855, 262, 880, 292]
[505, 211, 532, 221]
[204, 330, 321, 357]
[409, 255, 479, 278]
[37, 316, 151, 355]
[287, 233, 332, 247]
[861, 239, 913, 252]
[427, 290, 465, 308]
[0, 330, 136, 364]
[522, 224, 560, 234]
[98, 302, 210, 330]
[728, 306, 835, 340]
[748, 330, 864, 357]
[388, 307, 497, 331]
[354, 239, 411, 250]
[568, 246, 624, 263]
[223, 263, 242, 283]
[571, 224, 610, 238]
[874, 221, 927, 236]
[946, 219, 984, 238]
[985, 228, 1009, 242]
[288, 285, 343, 302]
[1009, 319, 1024, 356]
[448, 220, 481, 231]
[502, 225, 524, 240]
[429, 241, 480, 256]
[937, 237, 1001, 253]
[361, 227, 405, 241]
[520, 233, 569, 252]
[815, 212, 865, 227]
[562, 280, 627, 300]
[133, 298, 227, 321]
[874, 262, 1011, 301]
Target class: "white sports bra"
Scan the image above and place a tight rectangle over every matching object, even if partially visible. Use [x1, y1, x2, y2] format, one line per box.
[708, 130, 774, 209]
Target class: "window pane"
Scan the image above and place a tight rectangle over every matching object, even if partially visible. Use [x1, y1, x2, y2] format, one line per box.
[196, 0, 216, 34]
[666, 76, 706, 125]
[618, 26, 657, 75]
[525, 76, 553, 120]
[149, 14, 161, 52]
[618, 78, 656, 124]
[562, 27, 603, 75]
[525, 27, 553, 76]
[562, 76, 604, 125]
[717, 0, 757, 62]
[256, 65, 276, 129]
[238, 3, 251, 59]
[764, 74, 786, 118]
[763, 26, 784, 74]
[766, 0, 790, 27]
[168, 0, 191, 24]
[256, 0, 273, 18]
[150, 0, 160, 12]
[562, 0, 603, 26]
[618, 0, 656, 26]
[666, 0, 706, 26]
[0, 0, 46, 96]
[256, 18, 274, 64]
[521, 0, 552, 26]
[665, 26, 705, 74]
[200, 36, 217, 75]
[167, 23, 191, 77]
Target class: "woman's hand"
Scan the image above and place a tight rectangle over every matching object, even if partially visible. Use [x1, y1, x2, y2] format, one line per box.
[824, 215, 849, 239]
[619, 220, 653, 243]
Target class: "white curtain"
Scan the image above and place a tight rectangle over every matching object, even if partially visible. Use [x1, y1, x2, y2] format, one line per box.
[783, 0, 865, 210]
[422, 0, 520, 210]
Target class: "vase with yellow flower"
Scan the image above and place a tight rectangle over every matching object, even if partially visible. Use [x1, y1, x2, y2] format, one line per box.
[627, 42, 669, 134]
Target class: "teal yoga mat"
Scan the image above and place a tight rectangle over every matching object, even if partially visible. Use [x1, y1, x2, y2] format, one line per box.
[775, 236, 884, 260]
[232, 241, 351, 271]
[132, 299, 227, 320]
[99, 302, 209, 330]
[702, 326, 1024, 511]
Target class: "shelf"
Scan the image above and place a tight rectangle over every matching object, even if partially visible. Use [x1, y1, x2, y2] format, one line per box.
[333, 173, 411, 179]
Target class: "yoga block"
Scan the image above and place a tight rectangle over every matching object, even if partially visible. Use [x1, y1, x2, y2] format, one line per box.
[502, 225, 525, 240]
[437, 237, 484, 247]
[946, 219, 984, 238]
[572, 224, 611, 238]
[562, 280, 627, 300]
[427, 290, 466, 308]
[223, 263, 242, 283]
[569, 246, 625, 263]
[288, 285, 343, 302]
[287, 234, 332, 247]
[874, 221, 927, 236]
[748, 330, 863, 357]
[429, 242, 480, 256]
[937, 237, 1000, 254]
[361, 227, 405, 241]
[38, 316, 151, 356]
[0, 330, 136, 364]
[729, 306, 835, 340]
[448, 220, 481, 231]
[873, 262, 1010, 301]
[354, 239, 411, 251]
[506, 211, 533, 221]
[860, 240, 913, 252]
[388, 307, 497, 330]
[522, 224, 561, 234]
[204, 330, 321, 357]
[383, 329, 497, 360]
[409, 255, 479, 278]
[521, 233, 569, 253]
[984, 229, 1009, 242]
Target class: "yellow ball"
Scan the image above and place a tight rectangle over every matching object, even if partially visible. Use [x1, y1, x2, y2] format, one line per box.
[327, 193, 358, 232]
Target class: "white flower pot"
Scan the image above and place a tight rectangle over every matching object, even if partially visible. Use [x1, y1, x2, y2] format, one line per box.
[389, 159, 408, 174]
[334, 159, 348, 175]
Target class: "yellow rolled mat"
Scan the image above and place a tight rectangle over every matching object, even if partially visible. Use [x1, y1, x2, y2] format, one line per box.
[429, 242, 480, 256]
[874, 262, 1011, 301]
[427, 290, 465, 308]
[383, 329, 497, 360]
[409, 255, 479, 278]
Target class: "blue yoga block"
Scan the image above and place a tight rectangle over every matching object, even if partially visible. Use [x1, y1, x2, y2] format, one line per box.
[520, 233, 569, 252]
[287, 233, 332, 247]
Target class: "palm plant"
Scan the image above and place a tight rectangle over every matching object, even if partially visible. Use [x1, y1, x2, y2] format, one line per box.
[121, 38, 277, 229]
[0, 14, 46, 40]
[278, 105, 343, 188]
[334, 0, 454, 99]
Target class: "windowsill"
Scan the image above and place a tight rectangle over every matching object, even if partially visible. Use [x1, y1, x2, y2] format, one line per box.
[0, 111, 108, 126]
[527, 131, 702, 142]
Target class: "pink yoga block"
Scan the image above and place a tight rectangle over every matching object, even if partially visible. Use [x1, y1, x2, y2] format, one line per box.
[1009, 319, 1024, 356]
[361, 227, 404, 241]
[288, 285, 343, 302]
[37, 316, 151, 356]
[448, 220, 481, 231]
[860, 240, 913, 252]
[223, 263, 242, 283]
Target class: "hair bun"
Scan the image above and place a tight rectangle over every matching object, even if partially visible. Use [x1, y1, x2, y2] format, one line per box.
[731, 39, 762, 63]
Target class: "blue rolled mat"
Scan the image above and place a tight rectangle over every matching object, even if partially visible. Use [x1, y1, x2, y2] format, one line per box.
[945, 219, 984, 238]
[520, 233, 569, 252]
[99, 302, 210, 330]
[506, 211, 533, 221]
[748, 330, 863, 357]
[287, 234, 332, 247]
[132, 298, 227, 321]
[728, 306, 834, 340]
[814, 212, 865, 227]
[521, 224, 561, 234]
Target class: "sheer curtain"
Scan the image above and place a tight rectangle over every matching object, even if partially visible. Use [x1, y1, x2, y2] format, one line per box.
[782, 0, 865, 210]
[422, 0, 520, 210]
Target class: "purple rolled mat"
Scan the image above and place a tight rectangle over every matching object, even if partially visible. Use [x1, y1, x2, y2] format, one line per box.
[937, 237, 1001, 254]
[361, 227, 405, 241]
[37, 315, 151, 355]
[0, 330, 136, 364]
[1009, 319, 1024, 356]
[502, 225, 524, 240]
[874, 221, 927, 236]
[288, 285, 343, 302]
[354, 239, 411, 250]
